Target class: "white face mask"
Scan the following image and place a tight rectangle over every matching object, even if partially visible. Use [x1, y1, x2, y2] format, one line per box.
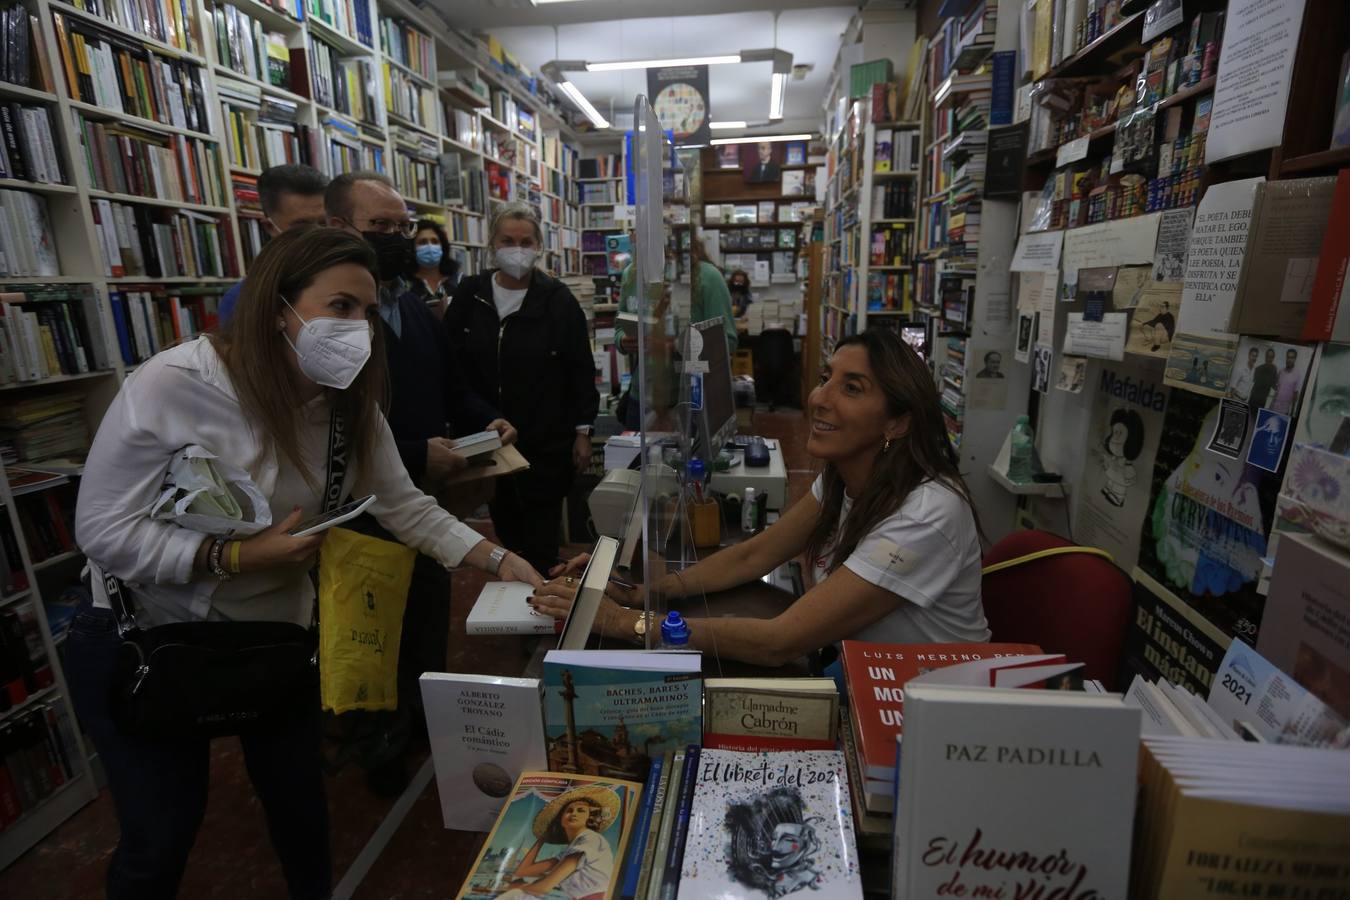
[281, 297, 372, 390]
[495, 246, 538, 280]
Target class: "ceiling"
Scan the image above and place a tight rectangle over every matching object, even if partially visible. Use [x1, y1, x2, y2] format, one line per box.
[425, 1, 861, 134]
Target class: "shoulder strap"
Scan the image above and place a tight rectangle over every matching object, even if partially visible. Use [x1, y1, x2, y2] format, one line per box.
[981, 545, 1115, 576]
[323, 406, 346, 514]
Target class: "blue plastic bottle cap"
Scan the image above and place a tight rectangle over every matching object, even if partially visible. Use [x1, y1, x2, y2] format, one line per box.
[686, 458, 706, 481]
[661, 610, 691, 646]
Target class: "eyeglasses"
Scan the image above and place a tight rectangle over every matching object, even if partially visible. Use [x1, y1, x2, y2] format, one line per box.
[356, 218, 417, 238]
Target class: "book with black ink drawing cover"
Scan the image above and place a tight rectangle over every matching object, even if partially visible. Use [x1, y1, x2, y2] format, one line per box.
[677, 749, 863, 899]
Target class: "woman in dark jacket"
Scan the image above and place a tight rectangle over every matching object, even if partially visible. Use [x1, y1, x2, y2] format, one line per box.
[445, 201, 600, 573]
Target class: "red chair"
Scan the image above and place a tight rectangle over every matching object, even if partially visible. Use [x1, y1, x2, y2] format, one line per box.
[981, 530, 1133, 691]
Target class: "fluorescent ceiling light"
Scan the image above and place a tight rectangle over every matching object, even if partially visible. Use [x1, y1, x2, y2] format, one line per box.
[769, 71, 787, 120]
[585, 54, 741, 72]
[709, 121, 747, 130]
[709, 133, 812, 146]
[556, 81, 609, 129]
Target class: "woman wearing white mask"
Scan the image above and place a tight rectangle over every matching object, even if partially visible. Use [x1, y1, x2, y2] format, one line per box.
[69, 227, 541, 900]
[445, 201, 599, 574]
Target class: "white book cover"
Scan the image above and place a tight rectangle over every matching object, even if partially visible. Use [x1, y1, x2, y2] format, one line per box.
[466, 581, 555, 636]
[453, 429, 502, 458]
[678, 749, 863, 900]
[419, 673, 547, 832]
[893, 684, 1140, 899]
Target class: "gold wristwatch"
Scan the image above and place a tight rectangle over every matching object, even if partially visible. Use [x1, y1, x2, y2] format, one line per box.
[632, 609, 655, 641]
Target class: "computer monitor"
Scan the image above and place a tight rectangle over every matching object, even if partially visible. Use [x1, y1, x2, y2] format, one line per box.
[686, 316, 736, 465]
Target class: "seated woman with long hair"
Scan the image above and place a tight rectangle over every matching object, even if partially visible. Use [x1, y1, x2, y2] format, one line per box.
[530, 328, 989, 667]
[68, 227, 541, 899]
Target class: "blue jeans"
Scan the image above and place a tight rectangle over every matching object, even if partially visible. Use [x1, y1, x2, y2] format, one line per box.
[63, 602, 332, 900]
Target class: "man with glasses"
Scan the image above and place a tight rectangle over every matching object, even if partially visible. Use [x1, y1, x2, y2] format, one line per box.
[218, 164, 329, 324]
[325, 171, 516, 795]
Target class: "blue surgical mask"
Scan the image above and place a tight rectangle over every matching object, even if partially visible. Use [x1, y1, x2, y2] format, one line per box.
[416, 244, 443, 268]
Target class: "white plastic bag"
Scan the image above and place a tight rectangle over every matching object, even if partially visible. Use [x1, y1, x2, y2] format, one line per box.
[148, 445, 271, 536]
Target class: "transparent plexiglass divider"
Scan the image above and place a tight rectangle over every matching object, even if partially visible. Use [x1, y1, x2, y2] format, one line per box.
[629, 95, 710, 653]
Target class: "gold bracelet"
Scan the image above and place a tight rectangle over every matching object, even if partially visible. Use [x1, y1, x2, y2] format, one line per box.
[228, 540, 242, 574]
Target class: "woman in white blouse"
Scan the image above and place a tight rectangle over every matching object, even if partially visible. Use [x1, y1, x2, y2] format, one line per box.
[532, 328, 990, 667]
[68, 227, 541, 900]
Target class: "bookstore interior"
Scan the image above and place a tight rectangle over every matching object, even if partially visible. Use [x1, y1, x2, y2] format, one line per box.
[1, 0, 1350, 896]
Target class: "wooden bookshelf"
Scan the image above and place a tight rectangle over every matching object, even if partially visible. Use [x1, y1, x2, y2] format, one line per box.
[0, 0, 593, 863]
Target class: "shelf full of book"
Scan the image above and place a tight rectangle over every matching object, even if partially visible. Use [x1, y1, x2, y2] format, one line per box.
[0, 0, 596, 863]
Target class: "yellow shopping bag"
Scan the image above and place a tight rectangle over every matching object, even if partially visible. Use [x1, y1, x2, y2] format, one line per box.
[317, 527, 417, 714]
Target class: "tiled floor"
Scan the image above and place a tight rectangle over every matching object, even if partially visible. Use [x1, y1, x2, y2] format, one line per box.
[0, 408, 814, 899]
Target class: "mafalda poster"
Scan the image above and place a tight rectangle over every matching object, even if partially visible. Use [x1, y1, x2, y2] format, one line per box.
[1137, 388, 1285, 643]
[1075, 358, 1169, 571]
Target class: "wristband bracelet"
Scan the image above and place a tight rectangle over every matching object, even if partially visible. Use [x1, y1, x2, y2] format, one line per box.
[228, 540, 242, 574]
[208, 536, 231, 580]
[487, 546, 508, 576]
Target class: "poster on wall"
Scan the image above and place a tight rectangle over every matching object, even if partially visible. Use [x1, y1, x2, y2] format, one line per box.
[1076, 359, 1169, 572]
[1135, 387, 1288, 645]
[1165, 177, 1265, 396]
[1205, 0, 1307, 164]
[1125, 283, 1182, 359]
[648, 65, 711, 148]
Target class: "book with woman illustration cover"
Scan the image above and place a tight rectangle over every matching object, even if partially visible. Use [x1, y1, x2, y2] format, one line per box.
[456, 771, 642, 900]
[676, 749, 862, 900]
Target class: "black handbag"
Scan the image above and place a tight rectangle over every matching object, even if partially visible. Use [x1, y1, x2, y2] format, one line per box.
[105, 410, 346, 739]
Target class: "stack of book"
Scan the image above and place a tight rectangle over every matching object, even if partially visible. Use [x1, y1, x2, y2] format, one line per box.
[0, 192, 60, 277]
[455, 747, 865, 900]
[892, 665, 1138, 899]
[108, 287, 224, 364]
[0, 293, 98, 383]
[0, 392, 89, 463]
[207, 0, 291, 90]
[75, 118, 226, 207]
[0, 702, 83, 830]
[0, 104, 64, 186]
[92, 200, 237, 279]
[15, 482, 77, 566]
[1134, 737, 1350, 899]
[838, 640, 1043, 820]
[51, 14, 210, 134]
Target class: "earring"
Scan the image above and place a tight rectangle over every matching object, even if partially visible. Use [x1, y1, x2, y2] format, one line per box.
[883, 438, 891, 453]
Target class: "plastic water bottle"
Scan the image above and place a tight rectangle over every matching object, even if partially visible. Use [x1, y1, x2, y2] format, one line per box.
[1008, 415, 1035, 484]
[660, 610, 691, 649]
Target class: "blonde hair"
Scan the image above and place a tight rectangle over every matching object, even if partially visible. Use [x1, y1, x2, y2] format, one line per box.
[488, 200, 543, 246]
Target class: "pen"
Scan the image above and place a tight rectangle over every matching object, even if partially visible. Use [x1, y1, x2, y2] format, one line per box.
[608, 574, 637, 590]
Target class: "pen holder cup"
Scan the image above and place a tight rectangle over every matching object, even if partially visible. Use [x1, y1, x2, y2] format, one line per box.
[690, 499, 722, 548]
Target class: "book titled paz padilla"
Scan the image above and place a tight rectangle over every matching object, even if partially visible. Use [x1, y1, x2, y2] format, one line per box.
[456, 771, 643, 900]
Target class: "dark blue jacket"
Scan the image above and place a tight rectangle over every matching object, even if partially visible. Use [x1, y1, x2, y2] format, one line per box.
[382, 280, 498, 483]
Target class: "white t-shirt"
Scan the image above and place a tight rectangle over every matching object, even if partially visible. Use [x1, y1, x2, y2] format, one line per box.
[492, 273, 528, 320]
[810, 475, 990, 644]
[556, 829, 613, 898]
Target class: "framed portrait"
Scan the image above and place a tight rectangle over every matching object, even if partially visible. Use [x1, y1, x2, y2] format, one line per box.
[741, 142, 783, 184]
[717, 144, 740, 169]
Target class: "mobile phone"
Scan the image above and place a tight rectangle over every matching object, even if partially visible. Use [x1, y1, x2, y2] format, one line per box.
[288, 495, 376, 537]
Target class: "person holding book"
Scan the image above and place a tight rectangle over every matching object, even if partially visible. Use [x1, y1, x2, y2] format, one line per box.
[497, 785, 619, 900]
[410, 219, 461, 319]
[66, 227, 542, 900]
[445, 200, 599, 575]
[532, 327, 990, 668]
[327, 172, 515, 795]
[218, 164, 330, 325]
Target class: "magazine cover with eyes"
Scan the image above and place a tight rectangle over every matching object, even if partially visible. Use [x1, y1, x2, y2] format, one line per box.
[677, 749, 862, 900]
[456, 771, 642, 900]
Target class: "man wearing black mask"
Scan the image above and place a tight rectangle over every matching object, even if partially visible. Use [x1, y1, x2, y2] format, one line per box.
[326, 171, 516, 794]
